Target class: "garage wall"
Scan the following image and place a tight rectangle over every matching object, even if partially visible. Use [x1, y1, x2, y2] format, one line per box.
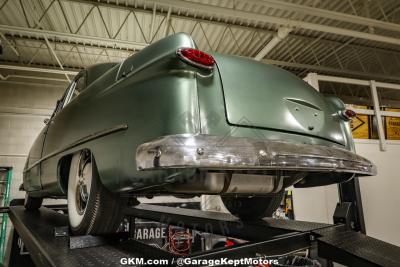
[355, 140, 400, 246]
[0, 81, 65, 200]
[293, 140, 400, 246]
[291, 184, 339, 224]
[0, 81, 65, 265]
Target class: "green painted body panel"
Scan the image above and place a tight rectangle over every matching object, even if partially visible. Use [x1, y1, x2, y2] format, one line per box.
[24, 33, 353, 198]
[213, 55, 346, 146]
[196, 57, 351, 149]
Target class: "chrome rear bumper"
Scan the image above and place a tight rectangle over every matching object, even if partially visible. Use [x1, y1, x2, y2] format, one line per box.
[136, 134, 376, 176]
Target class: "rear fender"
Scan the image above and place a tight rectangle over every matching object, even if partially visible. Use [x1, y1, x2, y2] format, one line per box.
[116, 33, 196, 81]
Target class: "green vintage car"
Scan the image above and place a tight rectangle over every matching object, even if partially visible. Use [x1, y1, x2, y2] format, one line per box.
[23, 33, 376, 235]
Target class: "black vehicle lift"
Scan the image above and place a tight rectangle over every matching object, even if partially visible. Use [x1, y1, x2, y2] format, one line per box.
[3, 199, 400, 267]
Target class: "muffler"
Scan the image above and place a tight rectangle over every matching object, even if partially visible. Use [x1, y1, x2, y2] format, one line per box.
[165, 172, 284, 194]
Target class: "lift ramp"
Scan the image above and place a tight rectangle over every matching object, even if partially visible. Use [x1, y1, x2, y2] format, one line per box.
[5, 203, 400, 267]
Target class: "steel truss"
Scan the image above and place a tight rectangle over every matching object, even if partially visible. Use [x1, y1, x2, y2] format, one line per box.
[1, 0, 400, 84]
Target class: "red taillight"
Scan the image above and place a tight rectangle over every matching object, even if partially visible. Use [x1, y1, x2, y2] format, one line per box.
[226, 239, 235, 247]
[176, 48, 215, 70]
[340, 109, 357, 120]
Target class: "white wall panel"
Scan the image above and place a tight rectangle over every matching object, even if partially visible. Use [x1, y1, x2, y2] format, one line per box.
[293, 139, 400, 246]
[292, 184, 339, 224]
[355, 140, 400, 246]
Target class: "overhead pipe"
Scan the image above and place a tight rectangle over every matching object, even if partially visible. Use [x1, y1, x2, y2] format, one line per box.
[163, 6, 172, 37]
[43, 34, 71, 82]
[0, 74, 68, 82]
[254, 27, 291, 61]
[0, 64, 78, 75]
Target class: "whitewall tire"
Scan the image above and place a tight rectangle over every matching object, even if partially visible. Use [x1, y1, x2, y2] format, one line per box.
[67, 150, 125, 235]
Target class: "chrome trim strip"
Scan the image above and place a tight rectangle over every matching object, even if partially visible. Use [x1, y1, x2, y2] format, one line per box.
[136, 134, 377, 176]
[25, 124, 128, 172]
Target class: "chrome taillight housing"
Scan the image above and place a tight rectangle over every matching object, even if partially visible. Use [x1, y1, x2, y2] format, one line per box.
[339, 109, 357, 121]
[176, 48, 215, 70]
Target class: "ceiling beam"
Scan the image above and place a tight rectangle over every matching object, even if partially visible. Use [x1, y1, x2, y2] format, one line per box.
[0, 64, 78, 75]
[3, 24, 398, 71]
[246, 0, 400, 33]
[1, 0, 398, 84]
[263, 59, 400, 83]
[1, 55, 399, 85]
[62, 0, 400, 54]
[5, 34, 132, 56]
[146, 0, 400, 46]
[0, 74, 68, 83]
[0, 32, 19, 57]
[0, 24, 147, 51]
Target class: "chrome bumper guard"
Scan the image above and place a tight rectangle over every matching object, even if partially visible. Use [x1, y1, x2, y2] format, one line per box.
[136, 134, 376, 176]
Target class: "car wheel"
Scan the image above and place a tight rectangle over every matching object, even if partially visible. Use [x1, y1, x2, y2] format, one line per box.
[221, 191, 284, 220]
[67, 150, 125, 235]
[24, 193, 43, 211]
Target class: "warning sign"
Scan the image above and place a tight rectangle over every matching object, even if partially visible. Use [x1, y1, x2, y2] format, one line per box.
[348, 105, 370, 139]
[385, 108, 400, 140]
[351, 115, 369, 139]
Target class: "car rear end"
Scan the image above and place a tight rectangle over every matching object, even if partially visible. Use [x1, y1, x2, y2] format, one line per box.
[135, 45, 376, 194]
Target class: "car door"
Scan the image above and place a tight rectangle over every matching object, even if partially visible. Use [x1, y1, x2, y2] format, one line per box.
[24, 119, 52, 191]
[39, 72, 87, 192]
[24, 78, 77, 192]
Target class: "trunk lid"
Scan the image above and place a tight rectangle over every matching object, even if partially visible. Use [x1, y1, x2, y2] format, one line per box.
[214, 55, 345, 145]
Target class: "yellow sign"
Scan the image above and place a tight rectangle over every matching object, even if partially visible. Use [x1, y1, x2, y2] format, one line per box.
[351, 115, 369, 139]
[385, 108, 400, 140]
[348, 105, 370, 139]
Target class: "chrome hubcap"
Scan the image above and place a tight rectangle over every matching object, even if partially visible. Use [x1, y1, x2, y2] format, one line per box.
[75, 154, 91, 215]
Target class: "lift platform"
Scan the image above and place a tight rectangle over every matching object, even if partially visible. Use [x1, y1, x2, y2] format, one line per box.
[4, 201, 400, 267]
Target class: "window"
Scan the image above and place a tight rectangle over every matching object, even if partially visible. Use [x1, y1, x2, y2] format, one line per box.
[62, 82, 77, 108]
[62, 72, 86, 108]
[71, 75, 86, 101]
[47, 72, 86, 122]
